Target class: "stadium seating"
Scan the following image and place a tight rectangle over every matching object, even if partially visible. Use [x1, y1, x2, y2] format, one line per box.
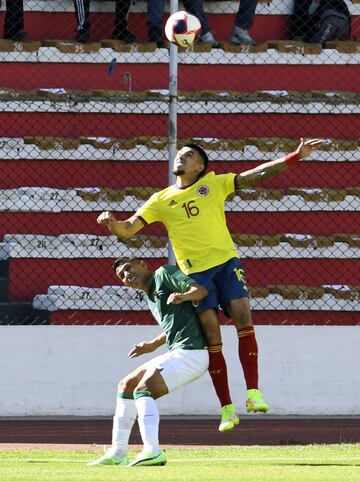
[0, 0, 359, 325]
[0, 88, 360, 138]
[33, 283, 360, 312]
[0, 185, 359, 213]
[2, 232, 360, 259]
[29, 282, 360, 327]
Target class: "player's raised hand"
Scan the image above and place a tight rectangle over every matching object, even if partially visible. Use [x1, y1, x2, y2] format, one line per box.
[97, 211, 117, 225]
[296, 138, 324, 159]
[128, 341, 155, 358]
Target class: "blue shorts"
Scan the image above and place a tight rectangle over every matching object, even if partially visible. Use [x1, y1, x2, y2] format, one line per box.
[189, 257, 249, 316]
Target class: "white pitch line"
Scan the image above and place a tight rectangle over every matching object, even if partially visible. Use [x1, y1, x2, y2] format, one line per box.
[169, 457, 360, 463]
[0, 456, 359, 464]
[0, 459, 86, 463]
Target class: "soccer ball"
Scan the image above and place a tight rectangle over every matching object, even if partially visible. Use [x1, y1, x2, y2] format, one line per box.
[165, 11, 202, 48]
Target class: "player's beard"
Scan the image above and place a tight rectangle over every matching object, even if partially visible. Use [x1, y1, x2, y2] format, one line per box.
[172, 166, 185, 176]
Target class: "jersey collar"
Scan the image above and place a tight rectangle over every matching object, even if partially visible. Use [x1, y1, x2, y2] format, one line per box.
[173, 172, 209, 191]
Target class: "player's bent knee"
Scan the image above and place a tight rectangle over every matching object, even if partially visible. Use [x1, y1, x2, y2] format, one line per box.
[134, 381, 156, 398]
[135, 370, 168, 399]
[118, 378, 129, 394]
[118, 376, 137, 395]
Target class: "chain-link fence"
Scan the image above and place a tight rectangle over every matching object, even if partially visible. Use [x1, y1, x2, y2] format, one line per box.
[0, 0, 359, 325]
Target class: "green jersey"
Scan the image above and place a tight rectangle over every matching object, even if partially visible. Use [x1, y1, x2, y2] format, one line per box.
[146, 265, 207, 351]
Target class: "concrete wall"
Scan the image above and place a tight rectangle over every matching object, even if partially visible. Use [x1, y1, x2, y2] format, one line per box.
[0, 325, 359, 416]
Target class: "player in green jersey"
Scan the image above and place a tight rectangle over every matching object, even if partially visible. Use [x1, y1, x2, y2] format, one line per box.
[88, 257, 209, 467]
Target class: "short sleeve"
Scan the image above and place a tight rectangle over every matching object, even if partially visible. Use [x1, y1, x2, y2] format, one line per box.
[162, 266, 196, 293]
[216, 173, 236, 198]
[136, 193, 162, 225]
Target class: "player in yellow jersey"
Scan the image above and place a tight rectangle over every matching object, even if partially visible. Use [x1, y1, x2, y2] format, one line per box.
[97, 137, 323, 431]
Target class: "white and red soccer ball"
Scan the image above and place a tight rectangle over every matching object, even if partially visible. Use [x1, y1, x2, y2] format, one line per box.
[165, 11, 201, 48]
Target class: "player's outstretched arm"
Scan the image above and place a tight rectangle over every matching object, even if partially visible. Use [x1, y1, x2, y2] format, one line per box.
[235, 138, 323, 189]
[97, 211, 145, 240]
[128, 332, 167, 358]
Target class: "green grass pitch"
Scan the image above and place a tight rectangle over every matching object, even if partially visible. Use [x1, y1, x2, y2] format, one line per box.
[0, 445, 359, 481]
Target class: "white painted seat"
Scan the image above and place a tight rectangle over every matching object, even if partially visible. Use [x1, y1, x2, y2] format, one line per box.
[32, 283, 360, 312]
[1, 233, 358, 259]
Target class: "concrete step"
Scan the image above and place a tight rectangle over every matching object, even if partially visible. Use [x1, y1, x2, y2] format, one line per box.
[0, 186, 359, 213]
[0, 89, 360, 140]
[2, 232, 359, 260]
[0, 89, 359, 138]
[0, 110, 359, 139]
[0, 136, 360, 161]
[1, 210, 359, 239]
[7, 257, 360, 302]
[1, 61, 360, 93]
[0, 161, 358, 189]
[1, 136, 358, 164]
[34, 283, 360, 313]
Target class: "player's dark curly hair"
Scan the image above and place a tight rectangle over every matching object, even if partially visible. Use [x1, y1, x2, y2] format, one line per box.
[184, 143, 209, 178]
[113, 257, 140, 272]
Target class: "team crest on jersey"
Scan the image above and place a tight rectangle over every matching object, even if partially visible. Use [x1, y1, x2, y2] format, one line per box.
[196, 185, 209, 196]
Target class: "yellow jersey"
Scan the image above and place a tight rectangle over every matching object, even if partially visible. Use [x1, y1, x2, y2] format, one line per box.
[136, 171, 239, 274]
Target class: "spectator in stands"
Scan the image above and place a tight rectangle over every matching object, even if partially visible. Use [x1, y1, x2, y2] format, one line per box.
[3, 0, 26, 41]
[97, 138, 323, 433]
[88, 257, 209, 467]
[290, 0, 351, 43]
[229, 0, 258, 45]
[148, 0, 219, 47]
[74, 0, 137, 43]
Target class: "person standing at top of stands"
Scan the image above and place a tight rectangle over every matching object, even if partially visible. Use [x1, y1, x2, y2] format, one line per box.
[97, 137, 323, 432]
[88, 257, 209, 467]
[229, 0, 259, 45]
[74, 0, 137, 43]
[3, 0, 26, 41]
